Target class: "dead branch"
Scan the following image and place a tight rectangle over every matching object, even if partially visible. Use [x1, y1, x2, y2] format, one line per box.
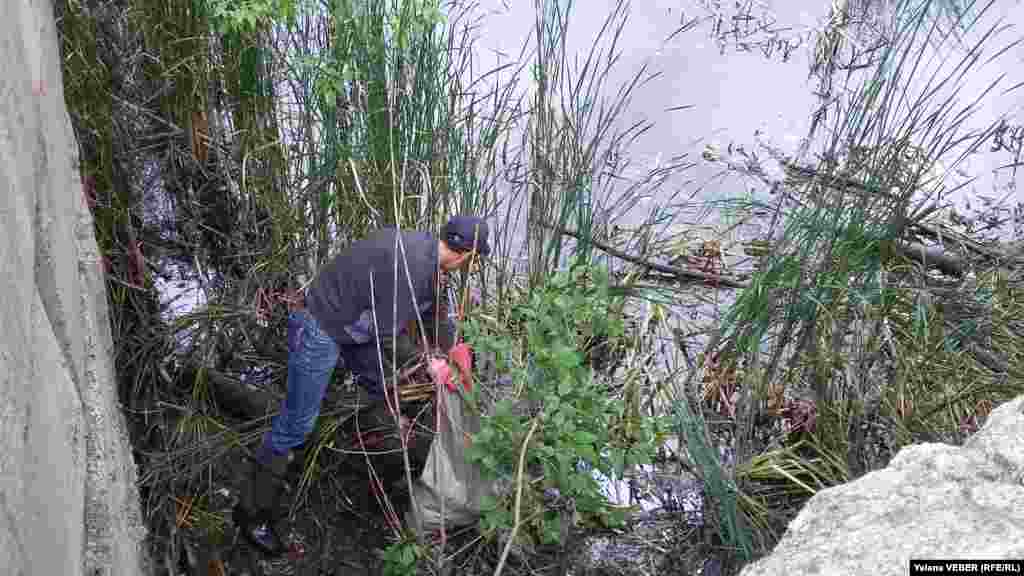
[202, 369, 279, 421]
[895, 241, 966, 278]
[912, 221, 1018, 265]
[546, 224, 750, 289]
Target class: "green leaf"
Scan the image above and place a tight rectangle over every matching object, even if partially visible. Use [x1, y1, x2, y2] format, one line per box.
[570, 473, 593, 494]
[558, 378, 572, 396]
[624, 450, 638, 470]
[611, 450, 626, 476]
[577, 443, 598, 462]
[474, 427, 492, 444]
[551, 410, 565, 428]
[401, 544, 415, 565]
[546, 394, 561, 411]
[632, 449, 653, 467]
[482, 454, 498, 471]
[605, 506, 627, 528]
[542, 513, 563, 544]
[557, 455, 571, 488]
[574, 430, 597, 445]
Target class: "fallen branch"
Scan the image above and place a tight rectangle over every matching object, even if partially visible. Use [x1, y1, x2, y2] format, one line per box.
[895, 241, 966, 278]
[201, 368, 280, 421]
[892, 236, 1019, 278]
[911, 221, 1022, 266]
[710, 145, 1024, 274]
[546, 224, 750, 289]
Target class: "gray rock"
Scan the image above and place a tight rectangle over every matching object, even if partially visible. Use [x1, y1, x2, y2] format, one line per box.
[0, 1, 147, 574]
[740, 396, 1024, 576]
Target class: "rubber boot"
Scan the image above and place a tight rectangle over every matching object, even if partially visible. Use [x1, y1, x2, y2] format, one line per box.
[233, 449, 291, 557]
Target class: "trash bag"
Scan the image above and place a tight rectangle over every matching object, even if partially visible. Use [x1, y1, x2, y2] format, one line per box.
[408, 342, 497, 534]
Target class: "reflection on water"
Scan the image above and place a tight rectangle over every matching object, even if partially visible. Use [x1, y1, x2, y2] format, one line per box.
[590, 462, 706, 525]
[153, 259, 206, 322]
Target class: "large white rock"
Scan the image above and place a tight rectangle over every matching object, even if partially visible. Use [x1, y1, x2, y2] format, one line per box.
[0, 1, 147, 574]
[740, 396, 1024, 576]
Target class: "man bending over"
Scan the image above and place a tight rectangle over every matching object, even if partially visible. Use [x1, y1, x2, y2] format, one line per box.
[234, 215, 490, 556]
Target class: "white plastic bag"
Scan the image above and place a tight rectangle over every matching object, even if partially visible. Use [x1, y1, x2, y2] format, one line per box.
[408, 344, 496, 533]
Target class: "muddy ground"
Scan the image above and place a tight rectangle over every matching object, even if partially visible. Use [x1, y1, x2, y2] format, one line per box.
[211, 452, 567, 576]
[145, 375, 726, 576]
[158, 439, 713, 576]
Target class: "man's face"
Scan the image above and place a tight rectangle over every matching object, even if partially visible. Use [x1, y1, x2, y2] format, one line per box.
[446, 250, 479, 273]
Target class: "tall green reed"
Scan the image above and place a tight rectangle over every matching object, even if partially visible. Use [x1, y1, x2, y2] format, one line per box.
[670, 0, 1023, 563]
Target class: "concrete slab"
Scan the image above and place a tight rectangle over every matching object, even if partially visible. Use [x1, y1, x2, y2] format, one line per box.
[0, 1, 148, 574]
[25, 286, 86, 575]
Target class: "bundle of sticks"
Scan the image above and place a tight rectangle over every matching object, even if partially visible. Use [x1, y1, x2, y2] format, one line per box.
[389, 351, 449, 404]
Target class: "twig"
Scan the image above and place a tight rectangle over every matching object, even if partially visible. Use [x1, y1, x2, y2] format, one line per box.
[492, 417, 541, 576]
[366, 270, 405, 536]
[390, 230, 437, 543]
[349, 158, 381, 228]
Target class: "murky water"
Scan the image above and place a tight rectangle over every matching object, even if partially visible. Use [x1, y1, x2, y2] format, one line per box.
[591, 463, 705, 520]
[153, 260, 206, 321]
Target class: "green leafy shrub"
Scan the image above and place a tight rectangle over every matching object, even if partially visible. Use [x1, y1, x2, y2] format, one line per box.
[463, 262, 667, 546]
[382, 536, 424, 576]
[205, 0, 297, 34]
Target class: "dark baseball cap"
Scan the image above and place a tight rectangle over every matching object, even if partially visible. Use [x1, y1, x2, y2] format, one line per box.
[444, 215, 491, 256]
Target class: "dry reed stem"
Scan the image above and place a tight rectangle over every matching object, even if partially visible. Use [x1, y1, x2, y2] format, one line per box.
[492, 417, 541, 576]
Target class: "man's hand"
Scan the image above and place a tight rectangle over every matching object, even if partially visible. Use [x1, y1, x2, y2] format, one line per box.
[427, 357, 452, 390]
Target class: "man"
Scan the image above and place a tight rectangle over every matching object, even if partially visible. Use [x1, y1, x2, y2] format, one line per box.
[234, 215, 491, 556]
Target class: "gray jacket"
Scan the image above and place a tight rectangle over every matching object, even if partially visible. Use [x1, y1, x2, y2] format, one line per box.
[305, 228, 440, 350]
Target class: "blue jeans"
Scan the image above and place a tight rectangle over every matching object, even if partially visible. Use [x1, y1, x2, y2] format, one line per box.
[261, 310, 341, 458]
[257, 309, 426, 462]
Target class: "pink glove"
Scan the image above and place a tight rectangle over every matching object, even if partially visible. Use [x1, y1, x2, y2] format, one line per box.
[428, 357, 453, 391]
[448, 343, 473, 392]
